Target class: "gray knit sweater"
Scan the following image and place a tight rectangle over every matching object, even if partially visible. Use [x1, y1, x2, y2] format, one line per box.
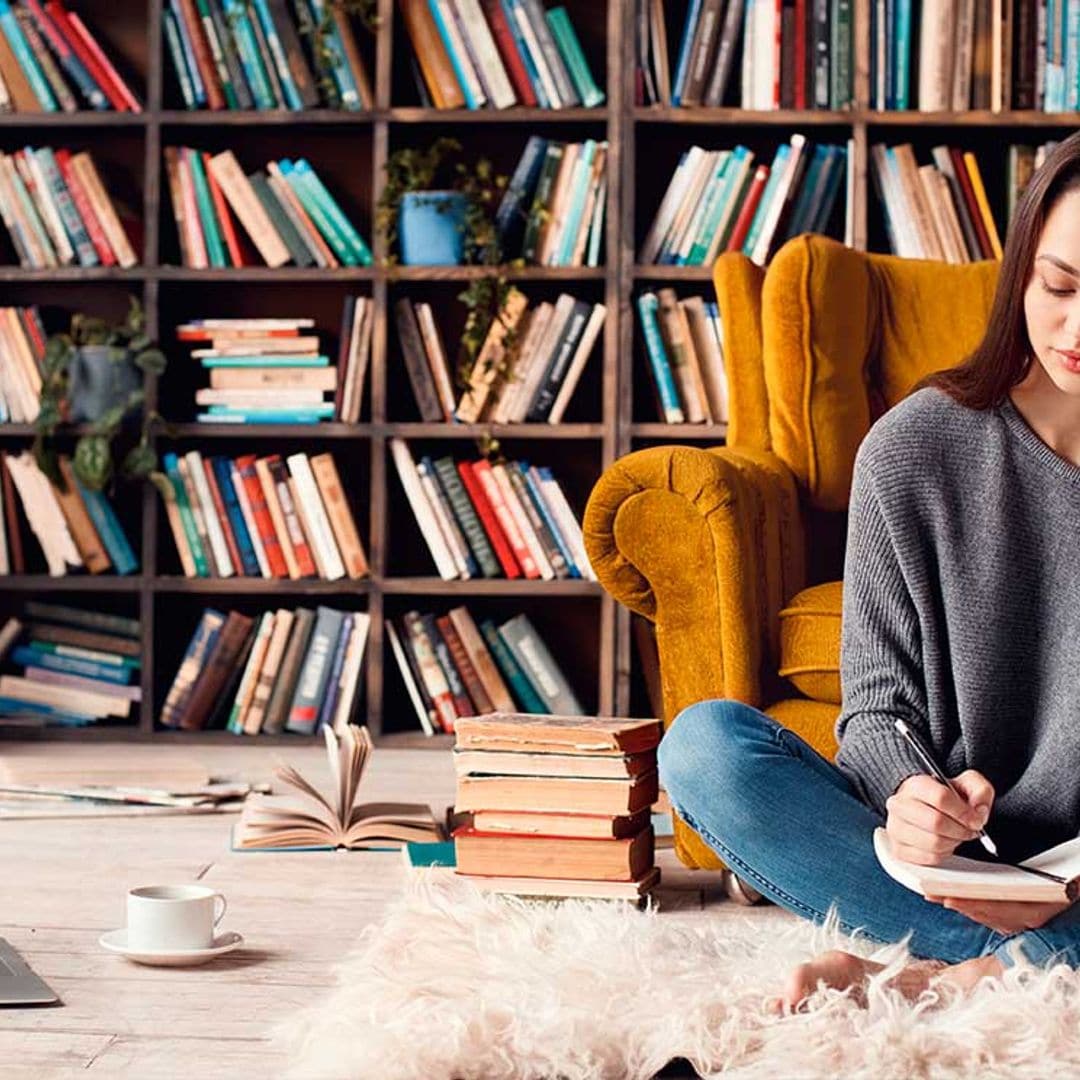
[834, 386, 1080, 861]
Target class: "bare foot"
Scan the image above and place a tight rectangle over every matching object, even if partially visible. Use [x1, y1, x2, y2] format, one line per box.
[931, 954, 1004, 995]
[768, 951, 949, 1015]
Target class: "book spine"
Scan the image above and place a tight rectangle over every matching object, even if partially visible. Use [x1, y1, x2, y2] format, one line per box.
[261, 606, 315, 734]
[433, 456, 500, 578]
[73, 480, 137, 575]
[286, 452, 346, 580]
[269, 455, 317, 578]
[479, 618, 546, 713]
[403, 611, 458, 732]
[456, 460, 520, 578]
[24, 0, 106, 107]
[286, 605, 344, 733]
[314, 611, 352, 732]
[546, 5, 603, 106]
[0, 0, 56, 108]
[163, 452, 209, 575]
[235, 455, 287, 577]
[309, 452, 369, 579]
[160, 609, 225, 727]
[185, 450, 234, 576]
[178, 610, 254, 730]
[210, 455, 259, 576]
[421, 611, 472, 716]
[498, 613, 583, 715]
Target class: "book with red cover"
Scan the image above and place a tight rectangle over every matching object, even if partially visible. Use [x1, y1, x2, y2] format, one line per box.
[480, 0, 537, 106]
[949, 146, 993, 259]
[725, 164, 769, 252]
[53, 148, 115, 265]
[201, 456, 244, 577]
[456, 460, 521, 579]
[235, 455, 288, 578]
[173, 0, 225, 109]
[267, 456, 316, 578]
[63, 9, 141, 111]
[470, 459, 539, 579]
[43, 2, 127, 111]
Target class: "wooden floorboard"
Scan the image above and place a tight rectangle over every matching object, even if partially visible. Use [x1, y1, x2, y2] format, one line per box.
[1, 742, 795, 1078]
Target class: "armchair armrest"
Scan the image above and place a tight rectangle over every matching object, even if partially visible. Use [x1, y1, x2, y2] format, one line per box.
[584, 444, 805, 718]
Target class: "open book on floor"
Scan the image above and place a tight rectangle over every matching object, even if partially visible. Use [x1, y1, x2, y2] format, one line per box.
[873, 828, 1080, 903]
[233, 724, 444, 851]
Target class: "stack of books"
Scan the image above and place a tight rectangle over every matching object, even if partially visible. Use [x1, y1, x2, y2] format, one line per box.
[161, 603, 370, 734]
[164, 147, 372, 268]
[0, 305, 43, 423]
[494, 136, 607, 266]
[869, 142, 1003, 262]
[390, 438, 593, 582]
[164, 0, 373, 111]
[637, 0, 853, 110]
[637, 288, 728, 425]
[178, 308, 371, 424]
[158, 449, 368, 581]
[641, 136, 850, 270]
[399, 0, 603, 110]
[0, 602, 140, 727]
[1, 451, 137, 577]
[0, 1, 140, 112]
[396, 291, 604, 424]
[0, 146, 138, 268]
[450, 713, 663, 899]
[388, 605, 583, 735]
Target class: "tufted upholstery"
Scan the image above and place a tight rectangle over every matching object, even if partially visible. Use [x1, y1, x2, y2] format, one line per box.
[584, 234, 1000, 869]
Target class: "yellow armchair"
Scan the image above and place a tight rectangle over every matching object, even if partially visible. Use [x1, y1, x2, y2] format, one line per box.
[584, 234, 1000, 869]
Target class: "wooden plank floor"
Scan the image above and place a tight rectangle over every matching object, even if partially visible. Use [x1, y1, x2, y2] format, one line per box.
[1, 742, 797, 1079]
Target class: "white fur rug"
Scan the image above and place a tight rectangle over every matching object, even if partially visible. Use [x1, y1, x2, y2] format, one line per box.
[276, 871, 1080, 1079]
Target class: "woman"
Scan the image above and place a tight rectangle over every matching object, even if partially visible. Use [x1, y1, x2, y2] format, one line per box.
[658, 130, 1080, 1012]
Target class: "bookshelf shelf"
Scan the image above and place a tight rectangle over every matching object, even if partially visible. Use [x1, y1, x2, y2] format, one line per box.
[381, 423, 604, 439]
[387, 107, 609, 123]
[633, 107, 857, 125]
[631, 265, 715, 281]
[162, 423, 375, 439]
[157, 110, 379, 126]
[0, 113, 148, 128]
[0, 268, 147, 282]
[150, 577, 374, 594]
[154, 267, 379, 282]
[385, 266, 606, 282]
[0, 575, 145, 592]
[382, 578, 603, 597]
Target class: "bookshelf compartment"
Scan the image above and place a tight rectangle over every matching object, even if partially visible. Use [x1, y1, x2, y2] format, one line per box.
[152, 591, 370, 735]
[0, 588, 143, 730]
[385, 435, 599, 579]
[156, 127, 374, 268]
[380, 593, 601, 737]
[157, 281, 372, 423]
[69, 0, 151, 107]
[152, 434, 371, 582]
[385, 277, 606, 423]
[388, 0, 609, 111]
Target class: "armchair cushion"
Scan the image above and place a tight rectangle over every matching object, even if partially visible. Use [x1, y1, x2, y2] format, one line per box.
[777, 581, 842, 704]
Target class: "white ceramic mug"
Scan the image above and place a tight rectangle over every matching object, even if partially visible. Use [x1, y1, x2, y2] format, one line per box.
[126, 884, 227, 951]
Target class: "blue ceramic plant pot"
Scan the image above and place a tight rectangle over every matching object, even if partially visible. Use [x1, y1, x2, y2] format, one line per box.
[399, 191, 467, 266]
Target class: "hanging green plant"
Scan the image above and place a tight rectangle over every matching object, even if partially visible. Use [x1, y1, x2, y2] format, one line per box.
[292, 0, 379, 108]
[32, 296, 167, 493]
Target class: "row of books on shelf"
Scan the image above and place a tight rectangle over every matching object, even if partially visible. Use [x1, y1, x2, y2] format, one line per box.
[404, 290, 605, 424]
[0, 451, 136, 577]
[166, 0, 373, 112]
[448, 714, 662, 898]
[636, 0, 852, 110]
[390, 438, 593, 582]
[166, 146, 373, 270]
[871, 140, 1012, 262]
[0, 146, 137, 270]
[389, 605, 582, 736]
[0, 602, 141, 727]
[495, 135, 607, 268]
[642, 135, 851, 269]
[0, 305, 42, 423]
[159, 449, 369, 581]
[162, 603, 369, 734]
[638, 288, 728, 425]
[179, 312, 370, 424]
[400, 0, 602, 110]
[0, 0, 138, 113]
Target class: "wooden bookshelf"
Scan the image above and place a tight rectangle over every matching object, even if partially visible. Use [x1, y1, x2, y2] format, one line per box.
[0, 0, 1067, 741]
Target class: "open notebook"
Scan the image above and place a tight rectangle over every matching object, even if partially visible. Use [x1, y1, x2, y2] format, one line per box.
[233, 724, 444, 851]
[873, 828, 1080, 903]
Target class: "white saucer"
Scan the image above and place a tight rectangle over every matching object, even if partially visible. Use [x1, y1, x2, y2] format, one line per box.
[98, 929, 244, 967]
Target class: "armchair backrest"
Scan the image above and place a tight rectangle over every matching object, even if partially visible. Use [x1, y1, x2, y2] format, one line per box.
[713, 234, 1001, 511]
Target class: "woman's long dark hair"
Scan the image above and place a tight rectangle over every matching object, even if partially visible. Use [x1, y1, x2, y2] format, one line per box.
[913, 130, 1080, 409]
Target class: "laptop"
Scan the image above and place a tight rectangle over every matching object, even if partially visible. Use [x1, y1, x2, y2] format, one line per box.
[0, 938, 59, 1005]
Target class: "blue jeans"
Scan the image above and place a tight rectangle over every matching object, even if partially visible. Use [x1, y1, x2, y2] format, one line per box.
[658, 698, 1080, 970]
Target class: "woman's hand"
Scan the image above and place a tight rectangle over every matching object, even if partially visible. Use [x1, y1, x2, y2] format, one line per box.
[924, 895, 1073, 935]
[885, 770, 995, 866]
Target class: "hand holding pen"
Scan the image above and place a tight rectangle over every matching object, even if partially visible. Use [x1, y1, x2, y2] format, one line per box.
[885, 719, 998, 865]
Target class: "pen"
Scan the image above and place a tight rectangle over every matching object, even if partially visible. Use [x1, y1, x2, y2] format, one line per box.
[893, 719, 999, 857]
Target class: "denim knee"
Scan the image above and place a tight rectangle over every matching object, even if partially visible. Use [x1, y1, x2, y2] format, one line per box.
[658, 698, 765, 813]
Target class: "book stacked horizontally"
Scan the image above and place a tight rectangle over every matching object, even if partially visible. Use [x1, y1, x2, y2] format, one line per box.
[0, 1, 140, 113]
[158, 448, 368, 581]
[451, 713, 663, 900]
[0, 146, 137, 268]
[160, 603, 370, 735]
[0, 602, 139, 727]
[1, 451, 137, 577]
[164, 147, 372, 269]
[390, 606, 582, 736]
[178, 309, 371, 424]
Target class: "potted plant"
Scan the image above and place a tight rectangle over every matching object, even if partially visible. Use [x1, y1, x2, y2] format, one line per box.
[33, 297, 166, 492]
[376, 137, 509, 267]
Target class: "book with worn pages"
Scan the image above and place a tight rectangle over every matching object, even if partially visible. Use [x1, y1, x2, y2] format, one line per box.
[873, 827, 1080, 903]
[233, 724, 444, 851]
[452, 714, 663, 755]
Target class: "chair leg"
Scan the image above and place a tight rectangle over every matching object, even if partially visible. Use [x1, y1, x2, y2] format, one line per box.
[724, 870, 768, 906]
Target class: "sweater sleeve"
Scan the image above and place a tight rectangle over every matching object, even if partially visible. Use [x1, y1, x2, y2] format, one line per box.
[833, 450, 934, 816]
